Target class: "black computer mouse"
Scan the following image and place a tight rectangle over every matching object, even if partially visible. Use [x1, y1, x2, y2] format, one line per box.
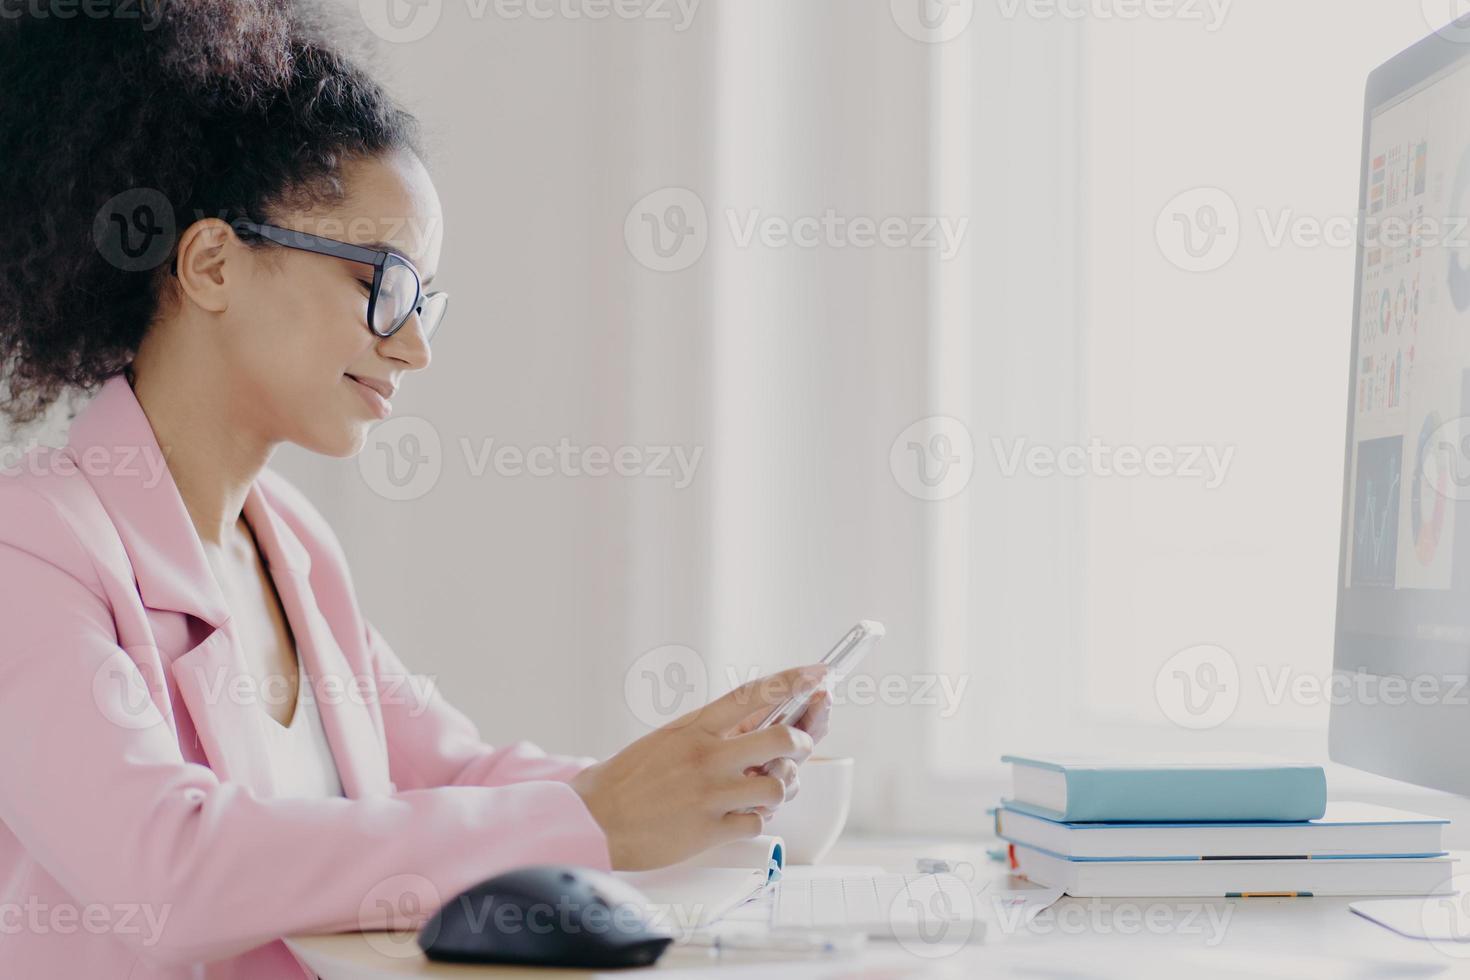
[417, 865, 674, 969]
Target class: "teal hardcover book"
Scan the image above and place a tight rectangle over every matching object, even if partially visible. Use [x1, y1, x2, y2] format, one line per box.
[1000, 756, 1328, 823]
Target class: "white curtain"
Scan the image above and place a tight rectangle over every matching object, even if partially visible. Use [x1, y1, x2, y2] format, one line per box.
[281, 0, 1447, 834]
[259, 0, 1090, 833]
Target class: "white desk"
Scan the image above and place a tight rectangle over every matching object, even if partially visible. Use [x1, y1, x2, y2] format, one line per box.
[287, 838, 1470, 979]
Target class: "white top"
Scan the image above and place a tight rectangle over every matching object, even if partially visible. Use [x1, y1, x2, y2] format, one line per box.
[260, 647, 344, 798]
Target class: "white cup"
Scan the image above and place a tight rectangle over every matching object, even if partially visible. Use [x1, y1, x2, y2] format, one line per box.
[764, 756, 854, 865]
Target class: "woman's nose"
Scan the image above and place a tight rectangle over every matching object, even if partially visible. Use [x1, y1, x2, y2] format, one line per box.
[380, 314, 432, 371]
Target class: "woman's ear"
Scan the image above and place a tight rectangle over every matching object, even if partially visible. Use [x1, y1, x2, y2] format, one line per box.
[171, 218, 237, 314]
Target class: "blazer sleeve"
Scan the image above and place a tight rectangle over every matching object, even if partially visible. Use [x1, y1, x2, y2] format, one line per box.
[0, 484, 611, 968]
[367, 621, 599, 791]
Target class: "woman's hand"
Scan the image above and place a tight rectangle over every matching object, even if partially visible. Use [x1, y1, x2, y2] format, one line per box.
[570, 665, 826, 871]
[730, 683, 832, 819]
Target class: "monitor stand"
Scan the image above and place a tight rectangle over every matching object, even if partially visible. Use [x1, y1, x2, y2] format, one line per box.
[1353, 894, 1470, 946]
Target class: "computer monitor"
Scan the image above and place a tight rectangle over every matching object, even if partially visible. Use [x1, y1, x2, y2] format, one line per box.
[1330, 20, 1470, 795]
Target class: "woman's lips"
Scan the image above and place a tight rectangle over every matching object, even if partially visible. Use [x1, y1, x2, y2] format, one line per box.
[345, 374, 392, 419]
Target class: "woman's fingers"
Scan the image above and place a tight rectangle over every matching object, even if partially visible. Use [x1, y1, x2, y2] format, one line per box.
[724, 723, 815, 771]
[763, 757, 799, 800]
[716, 810, 765, 845]
[712, 772, 787, 812]
[792, 688, 831, 742]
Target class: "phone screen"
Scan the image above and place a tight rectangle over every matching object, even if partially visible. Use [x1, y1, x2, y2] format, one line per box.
[754, 620, 885, 730]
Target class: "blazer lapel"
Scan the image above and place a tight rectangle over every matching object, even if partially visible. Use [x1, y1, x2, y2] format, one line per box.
[168, 628, 281, 793]
[243, 482, 392, 799]
[66, 375, 231, 630]
[67, 377, 277, 788]
[66, 374, 390, 798]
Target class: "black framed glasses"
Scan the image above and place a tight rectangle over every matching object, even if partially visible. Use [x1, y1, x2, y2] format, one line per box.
[233, 220, 448, 342]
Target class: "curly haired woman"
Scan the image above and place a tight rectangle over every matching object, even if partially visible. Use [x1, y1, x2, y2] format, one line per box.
[0, 2, 830, 976]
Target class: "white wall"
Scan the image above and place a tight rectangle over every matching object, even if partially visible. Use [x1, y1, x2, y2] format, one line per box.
[1076, 4, 1442, 751]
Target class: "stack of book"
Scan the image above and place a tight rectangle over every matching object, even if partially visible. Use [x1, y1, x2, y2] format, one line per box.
[996, 755, 1454, 897]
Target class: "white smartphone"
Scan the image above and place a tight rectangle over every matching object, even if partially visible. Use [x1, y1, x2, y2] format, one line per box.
[753, 620, 885, 730]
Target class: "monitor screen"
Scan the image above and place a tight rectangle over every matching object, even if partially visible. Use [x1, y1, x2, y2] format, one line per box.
[1338, 53, 1470, 687]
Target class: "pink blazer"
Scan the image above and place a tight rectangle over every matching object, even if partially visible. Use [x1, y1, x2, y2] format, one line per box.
[0, 375, 611, 978]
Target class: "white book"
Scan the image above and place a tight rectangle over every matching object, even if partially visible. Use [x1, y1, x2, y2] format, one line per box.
[996, 802, 1447, 860]
[1011, 844, 1455, 898]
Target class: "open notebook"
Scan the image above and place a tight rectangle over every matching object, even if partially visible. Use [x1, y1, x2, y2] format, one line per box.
[616, 836, 785, 933]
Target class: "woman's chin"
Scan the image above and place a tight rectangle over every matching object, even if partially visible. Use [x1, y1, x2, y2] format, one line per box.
[297, 420, 372, 460]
